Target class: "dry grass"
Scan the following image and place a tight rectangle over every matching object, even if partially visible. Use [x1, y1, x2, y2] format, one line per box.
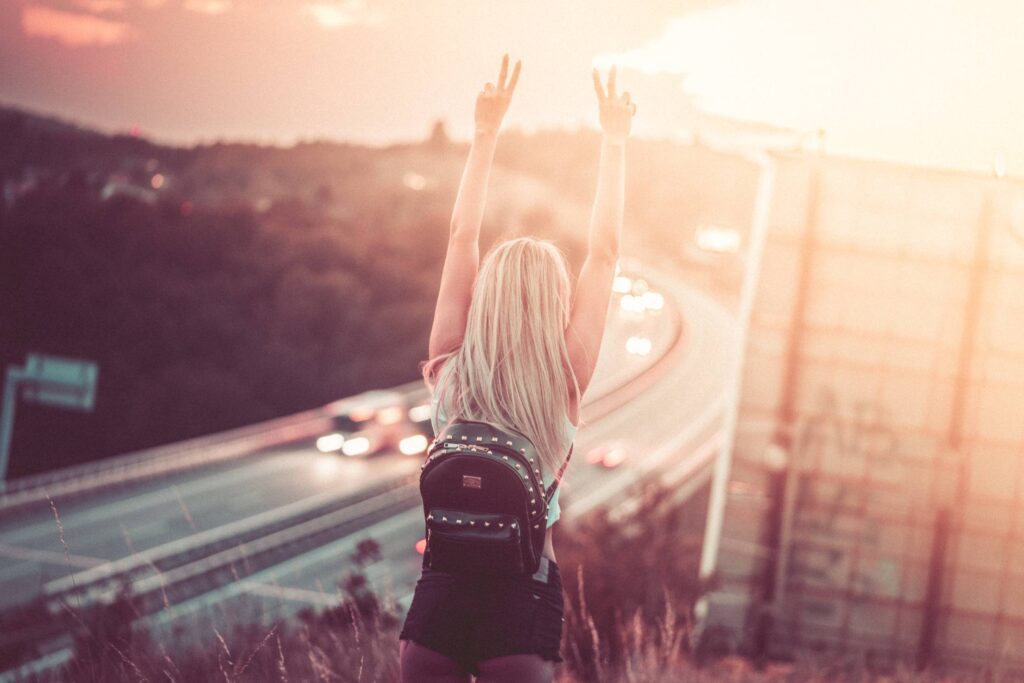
[0, 481, 994, 682]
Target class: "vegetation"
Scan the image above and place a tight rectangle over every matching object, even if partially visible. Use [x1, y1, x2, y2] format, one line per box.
[0, 104, 749, 479]
[0, 107, 592, 478]
[1, 479, 988, 682]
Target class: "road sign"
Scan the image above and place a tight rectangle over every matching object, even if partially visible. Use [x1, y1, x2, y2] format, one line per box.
[1, 353, 100, 491]
[22, 354, 98, 411]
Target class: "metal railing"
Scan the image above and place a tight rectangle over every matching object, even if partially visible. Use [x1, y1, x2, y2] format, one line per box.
[0, 388, 423, 514]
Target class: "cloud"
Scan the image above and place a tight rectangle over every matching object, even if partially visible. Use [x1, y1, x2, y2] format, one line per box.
[593, 0, 1024, 173]
[183, 0, 231, 15]
[73, 0, 128, 13]
[592, 0, 990, 131]
[21, 4, 136, 47]
[301, 0, 383, 30]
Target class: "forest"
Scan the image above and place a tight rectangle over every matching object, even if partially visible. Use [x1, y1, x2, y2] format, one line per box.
[0, 107, 593, 477]
[0, 104, 743, 478]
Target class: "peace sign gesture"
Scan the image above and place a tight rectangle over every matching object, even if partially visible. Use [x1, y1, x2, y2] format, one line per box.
[592, 65, 636, 143]
[475, 53, 521, 136]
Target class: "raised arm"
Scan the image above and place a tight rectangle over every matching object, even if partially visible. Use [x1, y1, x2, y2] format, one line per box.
[565, 66, 637, 397]
[428, 54, 521, 361]
[587, 65, 634, 258]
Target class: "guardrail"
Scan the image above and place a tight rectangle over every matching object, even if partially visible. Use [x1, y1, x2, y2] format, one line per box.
[42, 474, 416, 600]
[0, 385, 426, 515]
[1, 475, 420, 666]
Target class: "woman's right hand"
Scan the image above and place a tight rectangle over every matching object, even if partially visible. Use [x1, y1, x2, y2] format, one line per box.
[475, 54, 521, 136]
[592, 65, 636, 143]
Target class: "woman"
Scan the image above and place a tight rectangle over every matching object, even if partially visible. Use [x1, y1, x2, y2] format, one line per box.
[398, 54, 636, 683]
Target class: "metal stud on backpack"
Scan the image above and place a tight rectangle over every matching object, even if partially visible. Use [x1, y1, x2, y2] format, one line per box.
[418, 418, 573, 577]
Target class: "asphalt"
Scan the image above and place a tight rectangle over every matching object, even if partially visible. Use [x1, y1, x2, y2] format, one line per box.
[0, 261, 685, 616]
[139, 260, 737, 643]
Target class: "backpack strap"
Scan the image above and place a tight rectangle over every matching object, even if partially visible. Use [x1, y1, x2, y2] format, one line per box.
[543, 443, 574, 503]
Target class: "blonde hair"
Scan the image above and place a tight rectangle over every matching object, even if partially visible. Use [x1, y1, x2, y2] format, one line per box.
[420, 235, 584, 478]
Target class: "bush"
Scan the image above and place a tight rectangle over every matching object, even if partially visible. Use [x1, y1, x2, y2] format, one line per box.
[4, 481, 987, 682]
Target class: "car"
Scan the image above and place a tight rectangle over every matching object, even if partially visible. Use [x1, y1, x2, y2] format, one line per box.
[585, 440, 630, 468]
[682, 223, 745, 288]
[316, 401, 393, 458]
[397, 432, 430, 456]
[316, 430, 382, 457]
[319, 388, 436, 458]
[625, 336, 653, 356]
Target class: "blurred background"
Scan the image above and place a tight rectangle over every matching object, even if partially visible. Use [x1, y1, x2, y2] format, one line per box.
[1, 1, 1023, 681]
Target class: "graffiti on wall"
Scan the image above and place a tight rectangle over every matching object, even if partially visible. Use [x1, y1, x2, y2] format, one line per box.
[784, 385, 907, 625]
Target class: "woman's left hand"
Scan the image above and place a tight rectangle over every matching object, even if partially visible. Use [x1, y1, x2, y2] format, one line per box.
[475, 53, 521, 136]
[593, 65, 636, 143]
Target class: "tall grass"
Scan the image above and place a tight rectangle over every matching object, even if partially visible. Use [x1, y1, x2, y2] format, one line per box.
[1, 481, 991, 682]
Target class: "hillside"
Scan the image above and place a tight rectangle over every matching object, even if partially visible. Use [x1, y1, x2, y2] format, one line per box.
[0, 102, 754, 479]
[0, 107, 596, 478]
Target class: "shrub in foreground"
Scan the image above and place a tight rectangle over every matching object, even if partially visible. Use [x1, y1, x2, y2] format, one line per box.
[7, 481, 991, 682]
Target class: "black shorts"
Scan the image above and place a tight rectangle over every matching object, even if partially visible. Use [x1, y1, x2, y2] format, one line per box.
[398, 556, 565, 676]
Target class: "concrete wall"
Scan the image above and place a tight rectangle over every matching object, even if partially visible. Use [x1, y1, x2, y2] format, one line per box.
[699, 149, 1024, 672]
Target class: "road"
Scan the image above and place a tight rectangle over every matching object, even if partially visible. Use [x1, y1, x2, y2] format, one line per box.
[0, 256, 736, 682]
[0, 262, 679, 615]
[138, 259, 737, 642]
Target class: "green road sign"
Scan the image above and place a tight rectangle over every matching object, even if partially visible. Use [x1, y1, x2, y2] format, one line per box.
[23, 353, 98, 411]
[1, 353, 100, 490]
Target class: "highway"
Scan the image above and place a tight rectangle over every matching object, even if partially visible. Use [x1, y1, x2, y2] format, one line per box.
[142, 258, 736, 644]
[0, 256, 736, 673]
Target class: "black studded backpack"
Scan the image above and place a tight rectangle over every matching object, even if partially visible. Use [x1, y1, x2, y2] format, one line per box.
[418, 417, 573, 577]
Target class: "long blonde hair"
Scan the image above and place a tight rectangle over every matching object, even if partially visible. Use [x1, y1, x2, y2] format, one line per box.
[420, 236, 584, 478]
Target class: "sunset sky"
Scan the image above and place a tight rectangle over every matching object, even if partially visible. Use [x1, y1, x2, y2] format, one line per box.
[2, 0, 1021, 177]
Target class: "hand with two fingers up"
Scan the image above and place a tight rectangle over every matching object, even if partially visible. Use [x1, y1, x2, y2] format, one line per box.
[475, 53, 522, 136]
[471, 55, 636, 142]
[592, 65, 637, 143]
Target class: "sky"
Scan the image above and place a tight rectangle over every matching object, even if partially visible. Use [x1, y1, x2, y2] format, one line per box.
[1, 0, 1022, 177]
